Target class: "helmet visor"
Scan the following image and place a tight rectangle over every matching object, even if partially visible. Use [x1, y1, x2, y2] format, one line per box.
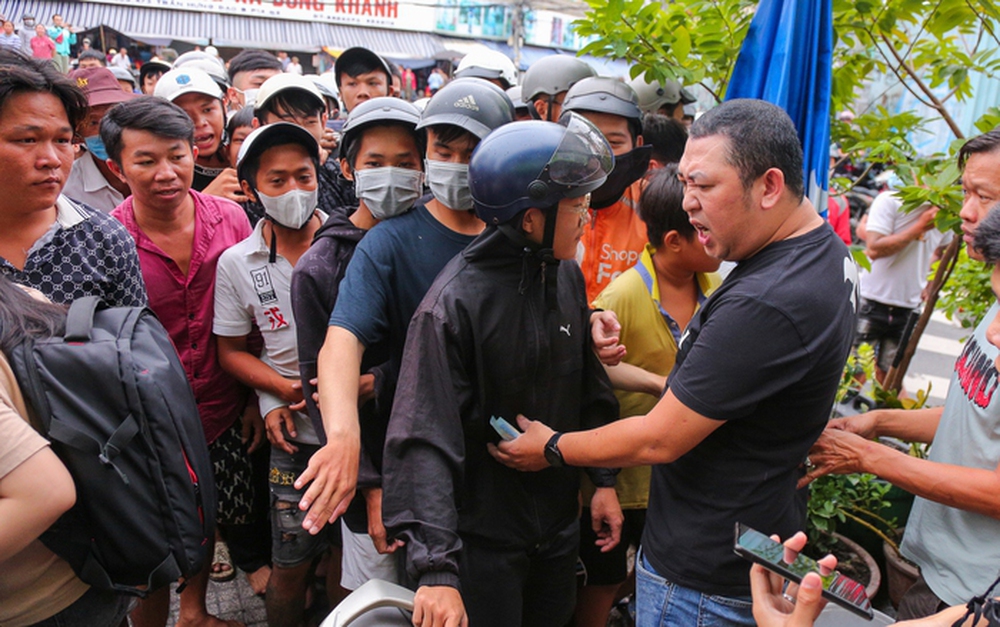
[547, 112, 614, 189]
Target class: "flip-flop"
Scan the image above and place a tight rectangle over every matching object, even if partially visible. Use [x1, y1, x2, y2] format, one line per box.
[209, 540, 237, 583]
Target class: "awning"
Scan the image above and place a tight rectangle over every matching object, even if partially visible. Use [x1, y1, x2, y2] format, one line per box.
[479, 41, 559, 71]
[0, 0, 446, 57]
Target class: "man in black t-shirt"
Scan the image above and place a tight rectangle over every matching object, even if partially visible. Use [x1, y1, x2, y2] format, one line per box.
[493, 99, 858, 627]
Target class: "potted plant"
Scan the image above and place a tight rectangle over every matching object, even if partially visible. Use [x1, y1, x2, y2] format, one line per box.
[806, 471, 891, 601]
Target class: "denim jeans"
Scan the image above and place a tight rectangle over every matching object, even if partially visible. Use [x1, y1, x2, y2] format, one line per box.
[636, 549, 755, 627]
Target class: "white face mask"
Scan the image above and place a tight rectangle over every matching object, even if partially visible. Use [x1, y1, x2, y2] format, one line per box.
[258, 188, 318, 229]
[353, 167, 424, 220]
[425, 159, 472, 211]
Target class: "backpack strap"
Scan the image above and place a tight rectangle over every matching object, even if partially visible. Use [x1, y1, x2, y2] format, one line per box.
[952, 570, 1000, 627]
[64, 296, 103, 342]
[48, 414, 140, 486]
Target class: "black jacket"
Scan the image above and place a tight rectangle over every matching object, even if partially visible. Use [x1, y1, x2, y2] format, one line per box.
[290, 210, 392, 529]
[382, 226, 619, 589]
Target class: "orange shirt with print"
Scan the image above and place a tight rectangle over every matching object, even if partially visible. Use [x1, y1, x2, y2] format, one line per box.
[578, 179, 648, 303]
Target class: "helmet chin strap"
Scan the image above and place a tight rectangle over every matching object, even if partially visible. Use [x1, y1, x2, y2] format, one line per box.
[497, 205, 561, 310]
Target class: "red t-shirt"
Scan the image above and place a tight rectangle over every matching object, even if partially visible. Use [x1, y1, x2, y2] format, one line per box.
[113, 190, 252, 443]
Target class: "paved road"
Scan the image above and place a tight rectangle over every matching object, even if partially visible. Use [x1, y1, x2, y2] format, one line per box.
[904, 310, 971, 404]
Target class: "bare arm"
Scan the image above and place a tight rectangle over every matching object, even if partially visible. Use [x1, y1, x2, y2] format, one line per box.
[865, 207, 938, 260]
[491, 389, 723, 471]
[216, 334, 302, 404]
[805, 429, 1000, 520]
[0, 447, 76, 561]
[603, 361, 666, 397]
[293, 325, 365, 534]
[829, 406, 942, 444]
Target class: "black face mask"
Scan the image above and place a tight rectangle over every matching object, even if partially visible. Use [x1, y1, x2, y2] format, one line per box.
[590, 145, 652, 209]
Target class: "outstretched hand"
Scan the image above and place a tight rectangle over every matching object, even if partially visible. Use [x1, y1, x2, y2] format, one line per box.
[487, 415, 555, 472]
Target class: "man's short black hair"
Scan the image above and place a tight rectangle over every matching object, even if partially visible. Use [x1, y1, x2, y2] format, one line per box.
[0, 50, 87, 131]
[78, 49, 106, 66]
[100, 95, 194, 165]
[426, 123, 477, 151]
[336, 57, 389, 87]
[254, 89, 325, 126]
[690, 98, 804, 201]
[227, 50, 282, 82]
[959, 128, 1000, 170]
[226, 104, 254, 140]
[640, 164, 694, 247]
[974, 202, 1000, 265]
[642, 112, 687, 165]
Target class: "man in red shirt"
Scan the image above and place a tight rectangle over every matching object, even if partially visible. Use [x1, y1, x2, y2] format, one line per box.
[105, 95, 258, 627]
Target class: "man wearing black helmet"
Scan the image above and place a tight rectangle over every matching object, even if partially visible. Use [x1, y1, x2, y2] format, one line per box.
[521, 55, 596, 121]
[381, 113, 621, 627]
[295, 78, 514, 543]
[562, 77, 653, 303]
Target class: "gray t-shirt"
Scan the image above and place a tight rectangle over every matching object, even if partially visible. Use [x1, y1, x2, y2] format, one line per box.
[901, 302, 1000, 605]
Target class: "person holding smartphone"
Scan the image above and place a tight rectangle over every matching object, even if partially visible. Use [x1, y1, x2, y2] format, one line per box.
[750, 533, 987, 627]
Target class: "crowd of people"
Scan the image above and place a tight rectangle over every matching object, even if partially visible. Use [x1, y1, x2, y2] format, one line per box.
[0, 33, 997, 627]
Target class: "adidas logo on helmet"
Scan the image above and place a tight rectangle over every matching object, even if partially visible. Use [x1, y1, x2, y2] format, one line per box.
[453, 94, 479, 111]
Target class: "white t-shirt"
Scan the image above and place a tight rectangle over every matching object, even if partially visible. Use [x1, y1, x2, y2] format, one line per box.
[63, 152, 125, 214]
[859, 191, 950, 309]
[213, 214, 326, 445]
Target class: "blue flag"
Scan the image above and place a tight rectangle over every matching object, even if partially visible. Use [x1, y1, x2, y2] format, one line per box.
[725, 0, 833, 216]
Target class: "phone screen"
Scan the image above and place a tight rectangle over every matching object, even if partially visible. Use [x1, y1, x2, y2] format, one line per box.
[734, 523, 874, 620]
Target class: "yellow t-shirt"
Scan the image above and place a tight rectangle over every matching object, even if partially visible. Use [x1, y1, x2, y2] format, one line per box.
[585, 245, 721, 508]
[0, 347, 89, 625]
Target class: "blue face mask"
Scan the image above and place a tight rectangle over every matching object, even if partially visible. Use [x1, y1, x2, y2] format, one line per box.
[84, 135, 109, 162]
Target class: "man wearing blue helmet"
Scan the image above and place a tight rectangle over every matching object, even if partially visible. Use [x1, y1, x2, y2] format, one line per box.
[381, 113, 623, 627]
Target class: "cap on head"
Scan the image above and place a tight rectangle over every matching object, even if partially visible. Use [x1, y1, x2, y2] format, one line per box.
[109, 65, 136, 87]
[237, 122, 320, 184]
[308, 73, 340, 100]
[469, 112, 613, 225]
[154, 68, 224, 102]
[69, 67, 138, 106]
[521, 56, 596, 102]
[255, 73, 326, 111]
[628, 75, 696, 113]
[338, 96, 422, 161]
[174, 51, 230, 88]
[415, 77, 514, 140]
[454, 49, 518, 89]
[139, 59, 172, 82]
[334, 47, 392, 87]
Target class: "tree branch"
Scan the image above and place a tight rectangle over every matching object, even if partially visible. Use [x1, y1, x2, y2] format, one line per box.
[879, 32, 965, 138]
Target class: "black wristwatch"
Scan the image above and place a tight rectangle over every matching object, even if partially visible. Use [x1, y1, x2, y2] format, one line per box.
[544, 432, 565, 468]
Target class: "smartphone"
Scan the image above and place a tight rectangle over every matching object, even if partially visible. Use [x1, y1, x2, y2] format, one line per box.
[489, 415, 520, 441]
[733, 523, 874, 620]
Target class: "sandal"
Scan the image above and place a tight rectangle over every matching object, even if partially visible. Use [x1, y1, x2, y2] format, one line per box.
[209, 540, 237, 583]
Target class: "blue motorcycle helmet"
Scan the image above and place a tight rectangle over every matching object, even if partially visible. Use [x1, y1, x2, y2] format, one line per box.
[469, 112, 614, 228]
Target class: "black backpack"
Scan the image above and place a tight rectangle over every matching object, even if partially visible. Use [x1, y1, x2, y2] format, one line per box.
[10, 296, 217, 597]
